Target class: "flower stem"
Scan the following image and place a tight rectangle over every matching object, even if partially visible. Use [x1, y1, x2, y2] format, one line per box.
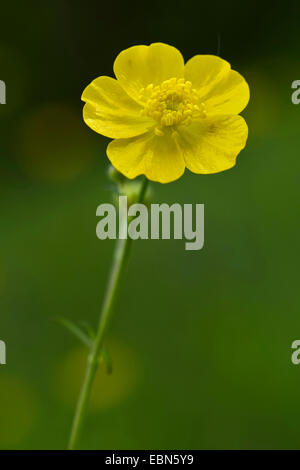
[68, 177, 149, 450]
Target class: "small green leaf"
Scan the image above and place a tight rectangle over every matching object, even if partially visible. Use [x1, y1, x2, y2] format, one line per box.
[99, 347, 113, 375]
[78, 321, 96, 341]
[55, 316, 92, 347]
[54, 317, 112, 374]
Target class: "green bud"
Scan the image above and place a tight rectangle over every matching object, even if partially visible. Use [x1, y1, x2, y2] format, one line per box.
[113, 180, 152, 207]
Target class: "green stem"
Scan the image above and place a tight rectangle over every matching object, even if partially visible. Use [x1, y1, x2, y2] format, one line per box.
[68, 177, 149, 450]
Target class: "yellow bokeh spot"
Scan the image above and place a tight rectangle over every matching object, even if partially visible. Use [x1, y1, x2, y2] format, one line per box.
[18, 104, 96, 182]
[55, 339, 140, 411]
[0, 375, 36, 448]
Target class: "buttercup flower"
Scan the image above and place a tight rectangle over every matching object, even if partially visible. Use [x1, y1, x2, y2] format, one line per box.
[82, 43, 249, 183]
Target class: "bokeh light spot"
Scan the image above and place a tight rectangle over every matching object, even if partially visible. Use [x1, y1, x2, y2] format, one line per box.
[0, 375, 36, 448]
[55, 338, 140, 411]
[18, 104, 96, 182]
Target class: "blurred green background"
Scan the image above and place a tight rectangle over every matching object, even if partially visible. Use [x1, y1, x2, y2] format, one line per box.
[0, 0, 300, 450]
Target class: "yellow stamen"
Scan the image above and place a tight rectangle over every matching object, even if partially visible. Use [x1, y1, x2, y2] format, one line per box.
[141, 78, 206, 128]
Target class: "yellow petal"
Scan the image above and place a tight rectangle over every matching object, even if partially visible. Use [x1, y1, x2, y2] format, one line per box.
[107, 131, 185, 183]
[113, 43, 184, 104]
[185, 55, 231, 94]
[82, 76, 154, 138]
[184, 55, 249, 115]
[175, 115, 248, 174]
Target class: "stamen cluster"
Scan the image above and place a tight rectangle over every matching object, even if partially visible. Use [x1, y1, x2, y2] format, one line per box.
[140, 78, 206, 128]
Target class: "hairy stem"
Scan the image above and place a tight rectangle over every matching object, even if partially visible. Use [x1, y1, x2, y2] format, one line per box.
[68, 177, 149, 450]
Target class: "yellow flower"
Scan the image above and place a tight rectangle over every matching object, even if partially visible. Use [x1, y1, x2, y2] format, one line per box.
[82, 43, 249, 184]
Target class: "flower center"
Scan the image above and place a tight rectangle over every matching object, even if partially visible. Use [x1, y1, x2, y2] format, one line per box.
[140, 78, 206, 129]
